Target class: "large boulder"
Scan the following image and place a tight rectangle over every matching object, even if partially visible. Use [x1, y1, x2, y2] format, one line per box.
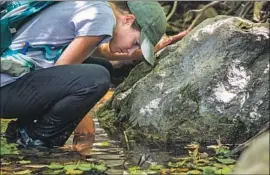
[96, 16, 269, 144]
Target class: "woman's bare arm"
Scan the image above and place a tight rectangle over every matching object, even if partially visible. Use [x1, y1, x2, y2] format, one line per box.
[55, 36, 103, 65]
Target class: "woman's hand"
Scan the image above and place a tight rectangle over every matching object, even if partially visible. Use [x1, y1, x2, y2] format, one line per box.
[154, 28, 191, 53]
[72, 116, 95, 154]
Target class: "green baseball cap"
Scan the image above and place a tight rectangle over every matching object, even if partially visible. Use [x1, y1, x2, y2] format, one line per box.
[127, 1, 167, 66]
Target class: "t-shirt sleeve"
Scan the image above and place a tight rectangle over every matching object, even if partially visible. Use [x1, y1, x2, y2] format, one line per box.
[71, 4, 115, 39]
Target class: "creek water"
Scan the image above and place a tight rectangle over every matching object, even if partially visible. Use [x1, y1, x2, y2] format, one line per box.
[0, 89, 182, 175]
[1, 89, 233, 175]
[0, 117, 182, 175]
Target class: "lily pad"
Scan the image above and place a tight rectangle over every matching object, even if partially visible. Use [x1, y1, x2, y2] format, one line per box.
[64, 164, 78, 170]
[214, 166, 233, 175]
[199, 166, 218, 171]
[66, 169, 83, 174]
[77, 164, 91, 171]
[48, 163, 64, 170]
[129, 170, 147, 175]
[215, 158, 236, 165]
[196, 159, 210, 165]
[18, 160, 31, 164]
[201, 166, 217, 175]
[176, 168, 189, 172]
[24, 164, 48, 168]
[94, 164, 108, 172]
[53, 169, 65, 174]
[149, 165, 164, 170]
[213, 163, 225, 169]
[187, 170, 202, 174]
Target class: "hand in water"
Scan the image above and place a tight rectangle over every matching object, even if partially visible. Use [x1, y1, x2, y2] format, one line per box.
[72, 116, 95, 155]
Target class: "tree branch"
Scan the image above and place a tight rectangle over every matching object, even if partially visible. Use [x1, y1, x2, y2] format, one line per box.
[166, 1, 178, 22]
[231, 122, 269, 155]
[238, 1, 254, 18]
[186, 1, 221, 31]
[226, 2, 242, 16]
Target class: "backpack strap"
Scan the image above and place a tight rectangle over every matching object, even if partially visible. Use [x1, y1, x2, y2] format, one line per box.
[18, 42, 69, 62]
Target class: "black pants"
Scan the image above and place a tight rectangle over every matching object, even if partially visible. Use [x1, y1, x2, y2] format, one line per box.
[0, 57, 112, 147]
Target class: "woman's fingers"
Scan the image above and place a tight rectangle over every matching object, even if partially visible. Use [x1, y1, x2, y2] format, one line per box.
[171, 30, 190, 44]
[154, 36, 172, 53]
[154, 28, 191, 53]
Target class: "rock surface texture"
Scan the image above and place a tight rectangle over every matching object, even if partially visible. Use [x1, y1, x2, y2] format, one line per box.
[97, 16, 269, 144]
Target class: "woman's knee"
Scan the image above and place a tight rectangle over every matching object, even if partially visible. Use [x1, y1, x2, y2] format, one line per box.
[83, 57, 113, 76]
[80, 64, 111, 94]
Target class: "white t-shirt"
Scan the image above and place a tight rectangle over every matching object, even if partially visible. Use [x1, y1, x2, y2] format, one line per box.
[1, 1, 116, 87]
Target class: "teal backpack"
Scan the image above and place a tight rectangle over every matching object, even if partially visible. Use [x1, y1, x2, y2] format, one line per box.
[0, 1, 68, 77]
[1, 1, 58, 55]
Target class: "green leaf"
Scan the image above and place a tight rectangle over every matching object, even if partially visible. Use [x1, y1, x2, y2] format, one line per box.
[215, 158, 236, 165]
[130, 170, 147, 175]
[102, 141, 110, 147]
[14, 170, 32, 174]
[214, 166, 233, 175]
[193, 147, 199, 159]
[196, 159, 210, 166]
[66, 169, 83, 174]
[77, 164, 91, 171]
[187, 170, 202, 174]
[217, 147, 231, 155]
[213, 163, 225, 169]
[94, 164, 107, 172]
[24, 164, 48, 168]
[149, 165, 164, 170]
[53, 169, 65, 174]
[128, 166, 141, 172]
[64, 164, 78, 170]
[168, 159, 188, 168]
[48, 163, 64, 169]
[202, 166, 217, 175]
[18, 160, 31, 164]
[0, 147, 11, 155]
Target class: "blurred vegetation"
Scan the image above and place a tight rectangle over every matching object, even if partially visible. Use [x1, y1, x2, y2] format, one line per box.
[159, 1, 269, 35]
